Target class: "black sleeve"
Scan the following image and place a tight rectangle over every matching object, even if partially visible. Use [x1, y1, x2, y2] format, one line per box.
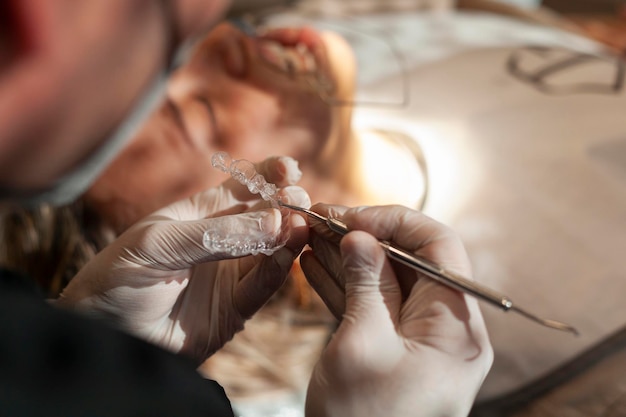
[0, 269, 234, 417]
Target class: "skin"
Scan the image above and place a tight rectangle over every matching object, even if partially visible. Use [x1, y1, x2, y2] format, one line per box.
[0, 0, 229, 192]
[83, 22, 367, 233]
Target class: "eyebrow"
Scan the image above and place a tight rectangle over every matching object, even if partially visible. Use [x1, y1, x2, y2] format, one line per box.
[163, 95, 219, 148]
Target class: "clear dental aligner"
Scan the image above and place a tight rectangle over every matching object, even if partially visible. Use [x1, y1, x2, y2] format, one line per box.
[205, 152, 289, 256]
[202, 228, 281, 257]
[211, 152, 279, 205]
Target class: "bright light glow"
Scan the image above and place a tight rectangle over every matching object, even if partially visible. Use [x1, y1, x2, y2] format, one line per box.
[353, 109, 482, 225]
[357, 129, 426, 209]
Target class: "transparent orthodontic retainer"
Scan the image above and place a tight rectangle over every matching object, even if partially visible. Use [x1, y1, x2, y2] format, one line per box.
[203, 152, 290, 256]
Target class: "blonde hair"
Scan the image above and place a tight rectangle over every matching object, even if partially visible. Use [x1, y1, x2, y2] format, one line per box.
[0, 201, 115, 297]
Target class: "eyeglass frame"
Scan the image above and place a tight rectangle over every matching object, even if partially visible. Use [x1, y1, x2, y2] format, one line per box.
[506, 45, 625, 96]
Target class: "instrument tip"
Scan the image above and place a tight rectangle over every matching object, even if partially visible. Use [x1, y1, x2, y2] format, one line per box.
[512, 305, 579, 336]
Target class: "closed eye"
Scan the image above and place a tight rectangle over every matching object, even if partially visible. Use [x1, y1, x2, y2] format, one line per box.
[193, 95, 220, 146]
[163, 98, 194, 147]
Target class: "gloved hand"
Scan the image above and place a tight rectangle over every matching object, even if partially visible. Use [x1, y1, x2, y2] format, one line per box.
[58, 156, 310, 365]
[300, 204, 493, 417]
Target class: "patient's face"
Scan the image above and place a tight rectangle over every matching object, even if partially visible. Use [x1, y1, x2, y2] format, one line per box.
[85, 22, 356, 231]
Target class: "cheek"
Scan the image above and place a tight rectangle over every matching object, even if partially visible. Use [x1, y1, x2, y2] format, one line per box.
[151, 151, 221, 201]
[89, 147, 209, 209]
[211, 85, 280, 143]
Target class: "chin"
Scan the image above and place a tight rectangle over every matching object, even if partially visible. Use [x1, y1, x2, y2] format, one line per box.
[319, 30, 357, 102]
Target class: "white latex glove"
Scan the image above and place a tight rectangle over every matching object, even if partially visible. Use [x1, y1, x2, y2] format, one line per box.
[301, 204, 493, 417]
[58, 156, 310, 365]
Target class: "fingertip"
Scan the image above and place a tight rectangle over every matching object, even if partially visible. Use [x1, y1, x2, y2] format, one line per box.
[340, 231, 387, 284]
[278, 185, 310, 208]
[277, 156, 302, 185]
[340, 230, 380, 257]
[256, 156, 302, 187]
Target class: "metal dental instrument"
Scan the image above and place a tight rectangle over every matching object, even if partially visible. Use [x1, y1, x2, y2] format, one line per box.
[279, 201, 579, 336]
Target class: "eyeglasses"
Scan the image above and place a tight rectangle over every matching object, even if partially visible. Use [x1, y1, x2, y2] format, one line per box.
[230, 12, 410, 108]
[506, 45, 625, 95]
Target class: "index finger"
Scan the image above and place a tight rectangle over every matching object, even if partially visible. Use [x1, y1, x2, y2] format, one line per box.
[341, 205, 471, 277]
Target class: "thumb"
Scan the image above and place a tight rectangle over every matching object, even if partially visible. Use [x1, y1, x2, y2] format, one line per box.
[128, 209, 283, 270]
[340, 231, 402, 330]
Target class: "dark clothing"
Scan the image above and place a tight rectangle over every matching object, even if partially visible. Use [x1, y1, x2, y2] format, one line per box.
[0, 269, 234, 417]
